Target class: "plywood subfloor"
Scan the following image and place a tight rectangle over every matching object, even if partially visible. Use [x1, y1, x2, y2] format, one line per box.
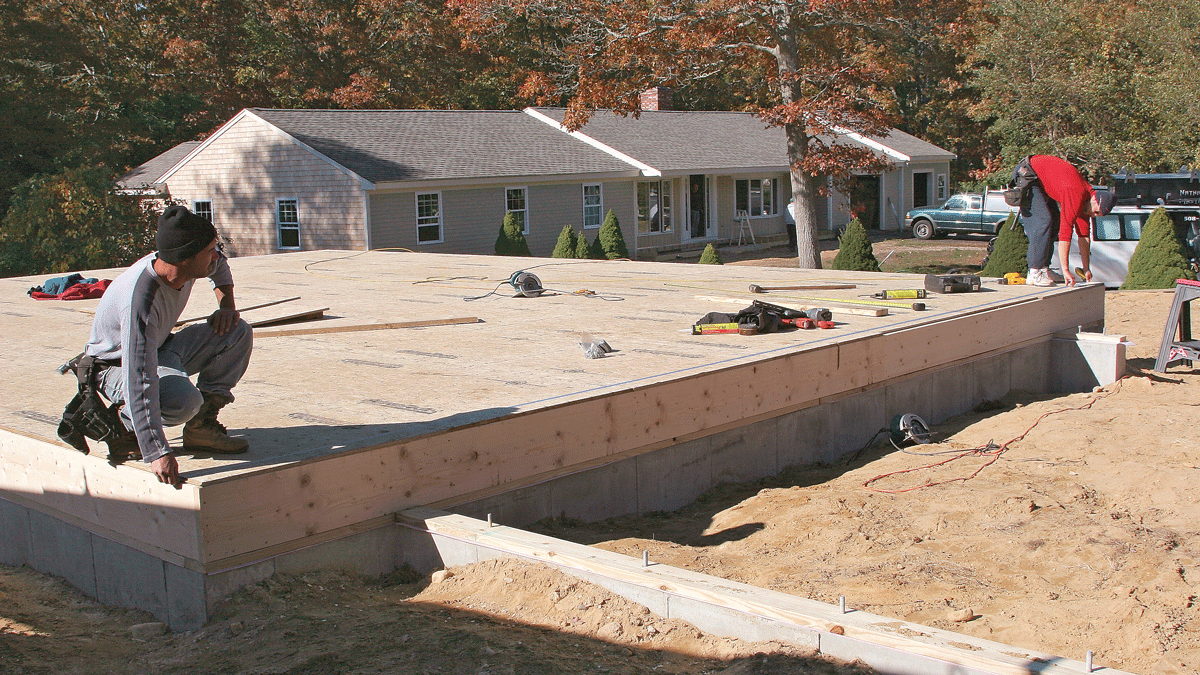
[0, 251, 1094, 485]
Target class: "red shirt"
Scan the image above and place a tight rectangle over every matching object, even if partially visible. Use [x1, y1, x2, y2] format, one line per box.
[1029, 155, 1095, 241]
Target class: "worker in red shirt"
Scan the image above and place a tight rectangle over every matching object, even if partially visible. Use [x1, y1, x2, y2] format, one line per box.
[1015, 155, 1115, 286]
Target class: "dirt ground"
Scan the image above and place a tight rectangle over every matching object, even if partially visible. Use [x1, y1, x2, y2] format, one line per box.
[2, 274, 1194, 674]
[533, 289, 1199, 675]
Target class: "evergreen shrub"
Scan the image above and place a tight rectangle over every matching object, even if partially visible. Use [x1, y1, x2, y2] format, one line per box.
[1122, 207, 1197, 288]
[698, 243, 722, 264]
[494, 212, 531, 256]
[597, 210, 629, 259]
[829, 218, 881, 272]
[979, 213, 1029, 277]
[576, 231, 597, 259]
[551, 225, 577, 258]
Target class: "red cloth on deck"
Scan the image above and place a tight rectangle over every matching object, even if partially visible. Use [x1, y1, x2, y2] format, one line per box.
[30, 279, 111, 300]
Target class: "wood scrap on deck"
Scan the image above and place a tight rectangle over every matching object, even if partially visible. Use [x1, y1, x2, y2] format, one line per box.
[255, 316, 480, 338]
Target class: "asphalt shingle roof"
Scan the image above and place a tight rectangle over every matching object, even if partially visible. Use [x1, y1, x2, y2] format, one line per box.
[534, 108, 956, 168]
[117, 141, 201, 189]
[859, 128, 957, 161]
[249, 109, 639, 183]
[534, 108, 788, 173]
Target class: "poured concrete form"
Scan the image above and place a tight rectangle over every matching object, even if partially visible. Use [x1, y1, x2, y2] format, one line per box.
[400, 508, 1135, 675]
[0, 251, 1118, 633]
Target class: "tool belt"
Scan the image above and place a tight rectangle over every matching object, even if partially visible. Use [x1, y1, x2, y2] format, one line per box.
[1003, 156, 1039, 207]
[57, 354, 129, 453]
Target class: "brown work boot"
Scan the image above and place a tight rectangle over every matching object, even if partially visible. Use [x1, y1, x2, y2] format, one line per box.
[106, 435, 140, 464]
[183, 394, 249, 454]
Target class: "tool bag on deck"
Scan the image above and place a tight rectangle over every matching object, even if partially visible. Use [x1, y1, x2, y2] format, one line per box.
[57, 354, 129, 453]
[694, 304, 786, 334]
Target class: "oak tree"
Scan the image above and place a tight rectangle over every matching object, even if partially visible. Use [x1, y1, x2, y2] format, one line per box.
[452, 0, 960, 268]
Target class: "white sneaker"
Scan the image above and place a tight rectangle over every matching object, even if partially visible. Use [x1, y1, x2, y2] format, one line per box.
[1027, 268, 1056, 287]
[1047, 268, 1065, 283]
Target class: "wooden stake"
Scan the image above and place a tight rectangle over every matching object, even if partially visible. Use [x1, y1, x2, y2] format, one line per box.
[175, 296, 301, 326]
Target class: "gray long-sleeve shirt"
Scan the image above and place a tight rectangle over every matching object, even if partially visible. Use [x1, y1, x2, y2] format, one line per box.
[84, 252, 233, 462]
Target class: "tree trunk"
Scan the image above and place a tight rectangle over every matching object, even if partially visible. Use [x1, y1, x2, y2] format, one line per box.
[786, 122, 822, 269]
[775, 22, 822, 269]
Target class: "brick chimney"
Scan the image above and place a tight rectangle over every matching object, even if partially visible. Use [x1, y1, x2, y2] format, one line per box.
[639, 86, 674, 111]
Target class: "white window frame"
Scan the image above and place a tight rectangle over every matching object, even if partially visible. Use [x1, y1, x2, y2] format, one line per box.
[936, 174, 948, 201]
[415, 192, 443, 244]
[275, 198, 300, 250]
[505, 186, 529, 235]
[736, 178, 781, 217]
[583, 183, 603, 229]
[192, 199, 213, 224]
[637, 180, 673, 234]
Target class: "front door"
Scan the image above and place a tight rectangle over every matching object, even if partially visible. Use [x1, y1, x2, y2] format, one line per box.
[850, 175, 881, 229]
[687, 175, 713, 240]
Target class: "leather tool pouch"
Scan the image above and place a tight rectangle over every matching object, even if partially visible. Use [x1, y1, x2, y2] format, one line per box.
[57, 354, 128, 453]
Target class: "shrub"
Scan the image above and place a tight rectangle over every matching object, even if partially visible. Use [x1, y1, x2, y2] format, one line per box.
[979, 213, 1029, 277]
[597, 210, 629, 259]
[0, 165, 159, 276]
[1122, 207, 1197, 289]
[551, 225, 578, 258]
[576, 230, 597, 259]
[829, 218, 881, 272]
[698, 243, 722, 264]
[494, 212, 532, 256]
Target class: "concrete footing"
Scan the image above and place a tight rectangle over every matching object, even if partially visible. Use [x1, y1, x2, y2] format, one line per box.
[397, 507, 1133, 675]
[0, 331, 1124, 643]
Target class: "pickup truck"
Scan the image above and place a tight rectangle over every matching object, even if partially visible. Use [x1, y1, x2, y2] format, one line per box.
[905, 191, 1015, 239]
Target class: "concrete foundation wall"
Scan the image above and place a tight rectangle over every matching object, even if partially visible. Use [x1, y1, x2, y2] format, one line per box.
[0, 333, 1122, 632]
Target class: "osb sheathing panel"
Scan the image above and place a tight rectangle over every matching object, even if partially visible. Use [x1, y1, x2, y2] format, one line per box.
[0, 251, 1103, 565]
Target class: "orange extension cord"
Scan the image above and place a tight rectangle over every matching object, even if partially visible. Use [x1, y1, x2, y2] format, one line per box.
[862, 378, 1126, 494]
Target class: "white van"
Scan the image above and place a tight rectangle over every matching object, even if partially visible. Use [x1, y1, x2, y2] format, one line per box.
[1053, 173, 1200, 287]
[1054, 207, 1200, 287]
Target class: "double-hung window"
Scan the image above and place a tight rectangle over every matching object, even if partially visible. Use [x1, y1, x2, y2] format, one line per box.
[416, 192, 443, 244]
[276, 198, 299, 249]
[506, 187, 529, 234]
[637, 180, 672, 234]
[193, 200, 213, 224]
[735, 178, 779, 217]
[583, 184, 603, 229]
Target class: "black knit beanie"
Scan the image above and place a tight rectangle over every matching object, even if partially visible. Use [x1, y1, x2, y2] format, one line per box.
[157, 206, 217, 264]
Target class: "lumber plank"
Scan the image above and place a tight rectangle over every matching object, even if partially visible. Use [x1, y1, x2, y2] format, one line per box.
[749, 283, 857, 291]
[694, 294, 888, 317]
[176, 296, 301, 326]
[248, 307, 329, 328]
[0, 429, 202, 560]
[255, 316, 480, 338]
[401, 509, 1121, 675]
[194, 289, 1104, 564]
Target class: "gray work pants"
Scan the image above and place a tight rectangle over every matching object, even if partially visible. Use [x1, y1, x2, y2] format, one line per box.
[1021, 183, 1059, 270]
[99, 319, 253, 428]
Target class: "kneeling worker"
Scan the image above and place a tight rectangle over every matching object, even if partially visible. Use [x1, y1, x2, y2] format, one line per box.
[83, 205, 253, 487]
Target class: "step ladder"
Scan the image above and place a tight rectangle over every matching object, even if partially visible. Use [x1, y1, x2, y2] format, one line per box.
[731, 210, 755, 246]
[1154, 278, 1200, 371]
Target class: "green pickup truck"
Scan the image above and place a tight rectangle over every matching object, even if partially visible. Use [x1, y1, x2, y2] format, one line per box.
[905, 191, 1016, 239]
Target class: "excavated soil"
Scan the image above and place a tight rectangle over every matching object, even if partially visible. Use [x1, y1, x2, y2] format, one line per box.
[1, 288, 1191, 675]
